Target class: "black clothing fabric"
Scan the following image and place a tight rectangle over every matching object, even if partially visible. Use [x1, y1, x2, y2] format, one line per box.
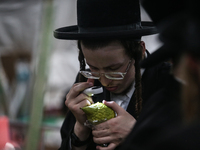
[58, 62, 170, 150]
[147, 121, 200, 150]
[115, 75, 182, 150]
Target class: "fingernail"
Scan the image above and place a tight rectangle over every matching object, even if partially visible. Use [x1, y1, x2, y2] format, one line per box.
[86, 100, 91, 106]
[89, 82, 93, 86]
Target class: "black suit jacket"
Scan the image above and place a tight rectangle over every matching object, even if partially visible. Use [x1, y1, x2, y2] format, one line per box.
[115, 75, 182, 150]
[148, 121, 200, 150]
[58, 59, 170, 150]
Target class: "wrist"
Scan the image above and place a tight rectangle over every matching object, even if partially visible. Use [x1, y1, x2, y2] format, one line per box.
[74, 121, 91, 141]
[71, 123, 92, 147]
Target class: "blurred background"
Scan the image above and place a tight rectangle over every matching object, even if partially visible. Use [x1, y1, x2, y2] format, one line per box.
[0, 0, 161, 150]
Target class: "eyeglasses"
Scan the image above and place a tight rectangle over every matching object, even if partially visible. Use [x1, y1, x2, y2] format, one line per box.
[79, 60, 132, 80]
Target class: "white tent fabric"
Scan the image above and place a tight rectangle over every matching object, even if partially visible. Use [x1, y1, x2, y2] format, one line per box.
[0, 0, 43, 117]
[0, 0, 42, 56]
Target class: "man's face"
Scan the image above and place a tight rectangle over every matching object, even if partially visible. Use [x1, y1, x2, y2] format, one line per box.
[81, 41, 135, 94]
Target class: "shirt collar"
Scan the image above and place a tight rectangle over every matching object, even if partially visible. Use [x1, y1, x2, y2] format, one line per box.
[110, 52, 147, 101]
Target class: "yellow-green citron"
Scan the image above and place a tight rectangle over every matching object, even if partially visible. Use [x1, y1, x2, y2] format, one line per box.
[81, 102, 115, 125]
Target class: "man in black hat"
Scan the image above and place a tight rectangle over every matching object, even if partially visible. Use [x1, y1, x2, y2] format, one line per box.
[54, 0, 170, 149]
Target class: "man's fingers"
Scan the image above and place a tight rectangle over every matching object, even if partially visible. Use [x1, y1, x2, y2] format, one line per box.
[94, 121, 109, 131]
[86, 96, 94, 104]
[103, 100, 124, 115]
[93, 136, 112, 145]
[92, 129, 110, 138]
[68, 82, 93, 99]
[75, 93, 93, 105]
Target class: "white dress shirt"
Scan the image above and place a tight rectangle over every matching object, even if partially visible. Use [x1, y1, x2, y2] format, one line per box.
[110, 68, 145, 110]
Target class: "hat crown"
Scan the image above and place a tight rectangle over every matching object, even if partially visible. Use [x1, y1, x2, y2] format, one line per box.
[77, 0, 141, 28]
[54, 0, 157, 40]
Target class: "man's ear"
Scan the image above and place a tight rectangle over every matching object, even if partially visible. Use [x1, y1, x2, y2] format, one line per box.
[140, 41, 146, 57]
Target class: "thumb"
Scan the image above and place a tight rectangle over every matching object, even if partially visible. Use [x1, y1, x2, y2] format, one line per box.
[103, 100, 124, 115]
[87, 78, 94, 85]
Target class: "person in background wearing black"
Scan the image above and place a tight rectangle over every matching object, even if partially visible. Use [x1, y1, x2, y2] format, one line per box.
[142, 1, 200, 149]
[53, 0, 170, 149]
[115, 0, 200, 150]
[115, 0, 188, 149]
[150, 15, 200, 150]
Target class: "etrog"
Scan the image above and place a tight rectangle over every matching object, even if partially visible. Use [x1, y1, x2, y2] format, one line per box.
[81, 102, 115, 125]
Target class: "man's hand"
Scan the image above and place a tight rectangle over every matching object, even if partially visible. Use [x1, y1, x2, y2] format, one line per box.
[92, 100, 137, 150]
[65, 79, 94, 141]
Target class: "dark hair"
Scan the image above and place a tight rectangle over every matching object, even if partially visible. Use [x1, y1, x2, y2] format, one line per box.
[77, 39, 143, 117]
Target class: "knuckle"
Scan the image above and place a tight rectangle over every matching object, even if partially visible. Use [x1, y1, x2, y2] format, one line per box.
[93, 138, 101, 144]
[65, 95, 70, 107]
[93, 131, 99, 138]
[73, 85, 80, 93]
[66, 102, 72, 109]
[109, 119, 117, 127]
[78, 93, 85, 99]
[93, 138, 97, 143]
[65, 101, 69, 107]
[117, 137, 123, 142]
[79, 94, 90, 103]
[66, 93, 69, 100]
[71, 104, 78, 111]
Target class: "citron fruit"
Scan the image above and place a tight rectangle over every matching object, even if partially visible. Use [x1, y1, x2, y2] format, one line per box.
[81, 102, 115, 125]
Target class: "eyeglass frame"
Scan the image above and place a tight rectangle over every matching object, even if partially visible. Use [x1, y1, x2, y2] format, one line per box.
[79, 59, 132, 80]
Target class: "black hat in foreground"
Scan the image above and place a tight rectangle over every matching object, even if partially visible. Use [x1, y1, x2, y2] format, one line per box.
[141, 13, 200, 68]
[54, 0, 157, 40]
[140, 0, 199, 68]
[141, 0, 186, 29]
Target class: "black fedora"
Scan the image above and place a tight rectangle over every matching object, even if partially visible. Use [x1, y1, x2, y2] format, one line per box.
[54, 0, 157, 40]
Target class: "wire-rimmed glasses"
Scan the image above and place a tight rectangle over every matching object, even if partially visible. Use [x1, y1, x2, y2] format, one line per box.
[79, 60, 132, 80]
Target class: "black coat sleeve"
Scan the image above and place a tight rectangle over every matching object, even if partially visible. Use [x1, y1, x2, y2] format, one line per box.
[59, 111, 76, 150]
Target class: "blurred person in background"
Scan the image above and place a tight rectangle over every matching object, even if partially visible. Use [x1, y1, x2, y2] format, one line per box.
[115, 0, 200, 150]
[115, 0, 188, 149]
[54, 0, 170, 149]
[145, 1, 200, 149]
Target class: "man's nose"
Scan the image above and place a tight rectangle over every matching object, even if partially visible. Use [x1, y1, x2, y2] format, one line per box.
[99, 75, 113, 87]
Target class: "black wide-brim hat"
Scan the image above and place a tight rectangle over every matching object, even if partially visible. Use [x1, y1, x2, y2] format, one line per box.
[141, 14, 200, 68]
[54, 0, 157, 40]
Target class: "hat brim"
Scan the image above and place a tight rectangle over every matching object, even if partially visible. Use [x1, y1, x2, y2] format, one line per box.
[54, 22, 158, 40]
